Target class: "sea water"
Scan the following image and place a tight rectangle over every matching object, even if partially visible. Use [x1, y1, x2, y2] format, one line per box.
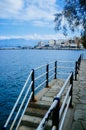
[0, 49, 86, 128]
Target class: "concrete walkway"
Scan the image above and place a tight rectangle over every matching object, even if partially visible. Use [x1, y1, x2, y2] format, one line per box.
[71, 59, 86, 130]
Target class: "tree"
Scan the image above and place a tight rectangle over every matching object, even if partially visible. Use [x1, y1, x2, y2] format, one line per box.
[54, 0, 86, 47]
[81, 32, 86, 48]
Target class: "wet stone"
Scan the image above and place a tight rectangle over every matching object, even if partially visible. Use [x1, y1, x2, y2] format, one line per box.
[44, 92, 56, 97]
[73, 89, 79, 94]
[74, 109, 86, 121]
[73, 95, 79, 100]
[79, 77, 85, 81]
[71, 121, 83, 130]
[41, 96, 53, 102]
[50, 86, 60, 91]
[73, 97, 80, 104]
[81, 121, 86, 129]
[79, 82, 86, 86]
[48, 88, 58, 92]
[75, 104, 86, 110]
[79, 96, 86, 104]
[79, 91, 86, 97]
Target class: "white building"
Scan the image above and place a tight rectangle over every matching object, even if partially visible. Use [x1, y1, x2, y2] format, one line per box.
[48, 40, 56, 46]
[70, 43, 77, 48]
[38, 41, 46, 47]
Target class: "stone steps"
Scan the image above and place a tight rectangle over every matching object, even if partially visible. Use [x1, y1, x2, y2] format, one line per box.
[18, 100, 51, 130]
[29, 101, 51, 109]
[18, 79, 64, 130]
[25, 106, 48, 118]
[19, 126, 35, 130]
[19, 108, 52, 130]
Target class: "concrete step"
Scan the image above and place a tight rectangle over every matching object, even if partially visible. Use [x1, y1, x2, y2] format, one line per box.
[25, 106, 47, 118]
[18, 79, 65, 130]
[19, 125, 35, 130]
[29, 100, 51, 109]
[41, 96, 54, 102]
[20, 115, 52, 129]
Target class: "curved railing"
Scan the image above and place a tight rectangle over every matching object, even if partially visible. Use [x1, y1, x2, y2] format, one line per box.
[3, 71, 33, 130]
[36, 72, 73, 130]
[3, 54, 82, 130]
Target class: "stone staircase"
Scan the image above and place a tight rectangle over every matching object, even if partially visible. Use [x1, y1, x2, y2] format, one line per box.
[19, 102, 52, 130]
[18, 79, 64, 130]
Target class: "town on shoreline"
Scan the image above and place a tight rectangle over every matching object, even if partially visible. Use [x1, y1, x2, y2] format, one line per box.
[0, 38, 84, 50]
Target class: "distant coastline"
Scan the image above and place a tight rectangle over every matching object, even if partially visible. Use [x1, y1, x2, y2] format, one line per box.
[0, 46, 84, 50]
[0, 38, 84, 51]
[0, 46, 33, 50]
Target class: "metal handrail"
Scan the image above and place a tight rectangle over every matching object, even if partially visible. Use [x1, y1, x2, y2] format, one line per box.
[58, 60, 74, 63]
[34, 56, 80, 96]
[35, 80, 47, 92]
[15, 92, 33, 130]
[36, 72, 73, 130]
[49, 61, 56, 65]
[49, 67, 55, 72]
[57, 66, 74, 69]
[3, 54, 82, 130]
[59, 84, 72, 118]
[36, 99, 59, 130]
[57, 73, 72, 98]
[48, 73, 55, 80]
[34, 61, 57, 94]
[34, 64, 46, 71]
[35, 72, 46, 81]
[59, 97, 71, 130]
[36, 56, 81, 130]
[57, 72, 70, 75]
[10, 81, 33, 130]
[3, 71, 33, 130]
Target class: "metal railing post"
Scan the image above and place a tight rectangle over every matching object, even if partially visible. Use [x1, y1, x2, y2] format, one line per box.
[78, 55, 81, 69]
[78, 61, 80, 70]
[32, 69, 35, 101]
[75, 61, 78, 80]
[55, 61, 57, 79]
[69, 72, 73, 108]
[46, 64, 49, 87]
[52, 98, 60, 130]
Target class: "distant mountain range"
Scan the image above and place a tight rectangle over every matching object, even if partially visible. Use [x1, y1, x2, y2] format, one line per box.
[0, 39, 41, 48]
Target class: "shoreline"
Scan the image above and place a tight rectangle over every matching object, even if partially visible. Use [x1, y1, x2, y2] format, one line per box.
[0, 47, 85, 50]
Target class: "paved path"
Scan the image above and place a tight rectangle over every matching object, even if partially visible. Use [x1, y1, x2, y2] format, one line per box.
[71, 59, 86, 130]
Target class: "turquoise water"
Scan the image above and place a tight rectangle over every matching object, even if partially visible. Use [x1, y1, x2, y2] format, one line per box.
[0, 49, 86, 128]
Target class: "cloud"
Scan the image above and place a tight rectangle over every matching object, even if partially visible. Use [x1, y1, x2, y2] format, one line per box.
[0, 33, 68, 40]
[0, 0, 59, 22]
[32, 20, 53, 27]
[0, 0, 23, 18]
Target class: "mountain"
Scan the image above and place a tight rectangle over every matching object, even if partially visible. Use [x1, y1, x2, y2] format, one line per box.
[0, 39, 40, 48]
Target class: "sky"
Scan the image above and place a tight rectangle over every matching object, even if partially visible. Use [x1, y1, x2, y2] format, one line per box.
[0, 0, 80, 40]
